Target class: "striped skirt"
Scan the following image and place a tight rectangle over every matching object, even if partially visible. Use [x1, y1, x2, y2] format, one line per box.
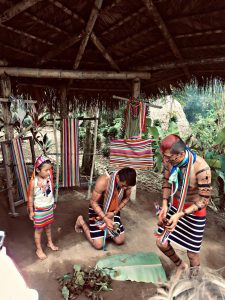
[157, 205, 206, 253]
[34, 205, 54, 229]
[89, 206, 124, 240]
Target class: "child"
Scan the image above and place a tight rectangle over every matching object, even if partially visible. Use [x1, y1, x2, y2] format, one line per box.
[27, 155, 58, 260]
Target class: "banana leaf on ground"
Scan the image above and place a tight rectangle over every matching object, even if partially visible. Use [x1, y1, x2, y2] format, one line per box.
[96, 252, 167, 284]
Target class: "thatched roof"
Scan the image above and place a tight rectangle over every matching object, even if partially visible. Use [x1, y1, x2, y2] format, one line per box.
[1, 0, 225, 105]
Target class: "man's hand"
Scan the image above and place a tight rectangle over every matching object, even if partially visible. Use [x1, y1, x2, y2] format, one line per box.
[165, 213, 180, 231]
[158, 205, 168, 227]
[105, 212, 114, 220]
[104, 217, 114, 231]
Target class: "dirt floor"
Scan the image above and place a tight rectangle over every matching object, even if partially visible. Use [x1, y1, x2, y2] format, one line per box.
[1, 188, 225, 300]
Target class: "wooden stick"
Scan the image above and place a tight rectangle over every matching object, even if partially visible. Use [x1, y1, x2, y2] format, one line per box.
[0, 67, 151, 80]
[87, 108, 99, 200]
[112, 95, 162, 108]
[74, 0, 103, 70]
[0, 98, 37, 103]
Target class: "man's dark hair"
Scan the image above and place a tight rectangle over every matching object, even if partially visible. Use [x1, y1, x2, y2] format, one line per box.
[171, 138, 186, 154]
[118, 167, 136, 186]
[37, 159, 52, 170]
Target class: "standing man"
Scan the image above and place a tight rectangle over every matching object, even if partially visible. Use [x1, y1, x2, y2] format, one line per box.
[75, 167, 136, 250]
[156, 134, 211, 273]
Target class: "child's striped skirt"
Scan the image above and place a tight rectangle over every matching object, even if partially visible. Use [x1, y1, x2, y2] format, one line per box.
[34, 205, 54, 229]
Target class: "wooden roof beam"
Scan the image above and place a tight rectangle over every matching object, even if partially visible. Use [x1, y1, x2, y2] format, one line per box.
[135, 56, 225, 71]
[176, 29, 225, 39]
[0, 23, 53, 46]
[47, 0, 120, 71]
[38, 33, 83, 65]
[0, 0, 42, 23]
[143, 0, 190, 79]
[100, 7, 146, 36]
[74, 0, 103, 70]
[48, 0, 84, 24]
[0, 67, 151, 80]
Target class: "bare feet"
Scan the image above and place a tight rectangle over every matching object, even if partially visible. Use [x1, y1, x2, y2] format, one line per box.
[36, 249, 47, 260]
[75, 215, 84, 233]
[47, 243, 59, 251]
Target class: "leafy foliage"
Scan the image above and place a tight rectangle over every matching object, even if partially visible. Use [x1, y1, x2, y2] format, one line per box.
[57, 265, 112, 300]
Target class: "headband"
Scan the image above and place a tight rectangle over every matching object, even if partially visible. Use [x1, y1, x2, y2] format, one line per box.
[35, 155, 50, 169]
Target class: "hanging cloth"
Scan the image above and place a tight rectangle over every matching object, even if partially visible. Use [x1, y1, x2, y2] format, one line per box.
[110, 138, 154, 169]
[11, 138, 29, 202]
[124, 99, 147, 139]
[62, 118, 80, 187]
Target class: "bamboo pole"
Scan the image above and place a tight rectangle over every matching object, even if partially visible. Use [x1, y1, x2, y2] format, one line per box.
[87, 108, 99, 200]
[112, 95, 162, 108]
[0, 98, 37, 103]
[74, 0, 103, 69]
[130, 78, 141, 202]
[0, 67, 151, 80]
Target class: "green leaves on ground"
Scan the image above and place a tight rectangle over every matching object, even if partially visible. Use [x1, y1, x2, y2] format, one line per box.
[58, 265, 112, 300]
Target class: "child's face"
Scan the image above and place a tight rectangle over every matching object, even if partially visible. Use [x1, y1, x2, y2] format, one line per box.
[37, 163, 52, 178]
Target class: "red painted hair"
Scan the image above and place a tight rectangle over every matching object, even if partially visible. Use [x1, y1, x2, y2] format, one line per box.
[160, 134, 181, 153]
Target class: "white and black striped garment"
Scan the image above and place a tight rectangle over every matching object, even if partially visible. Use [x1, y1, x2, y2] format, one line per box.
[88, 206, 124, 240]
[158, 205, 206, 253]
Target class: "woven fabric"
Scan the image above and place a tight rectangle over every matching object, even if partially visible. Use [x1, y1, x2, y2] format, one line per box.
[62, 119, 80, 187]
[11, 138, 29, 202]
[110, 139, 154, 169]
[124, 100, 147, 139]
[33, 205, 54, 229]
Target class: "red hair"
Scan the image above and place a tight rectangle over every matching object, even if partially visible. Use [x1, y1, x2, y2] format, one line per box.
[160, 134, 181, 152]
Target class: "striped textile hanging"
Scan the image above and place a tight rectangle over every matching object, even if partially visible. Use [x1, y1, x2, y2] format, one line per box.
[110, 138, 154, 169]
[62, 118, 80, 187]
[11, 138, 29, 202]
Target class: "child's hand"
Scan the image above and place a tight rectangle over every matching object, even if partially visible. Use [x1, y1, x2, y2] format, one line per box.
[29, 211, 34, 220]
[54, 203, 57, 209]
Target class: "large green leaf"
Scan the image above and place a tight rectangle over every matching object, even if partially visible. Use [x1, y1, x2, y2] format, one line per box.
[214, 127, 225, 145]
[96, 252, 167, 284]
[167, 121, 179, 135]
[220, 155, 225, 173]
[215, 170, 225, 193]
[148, 127, 159, 139]
[205, 158, 221, 169]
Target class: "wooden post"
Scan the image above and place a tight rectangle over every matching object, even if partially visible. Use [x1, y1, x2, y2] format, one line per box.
[0, 74, 17, 216]
[130, 78, 141, 202]
[87, 108, 99, 199]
